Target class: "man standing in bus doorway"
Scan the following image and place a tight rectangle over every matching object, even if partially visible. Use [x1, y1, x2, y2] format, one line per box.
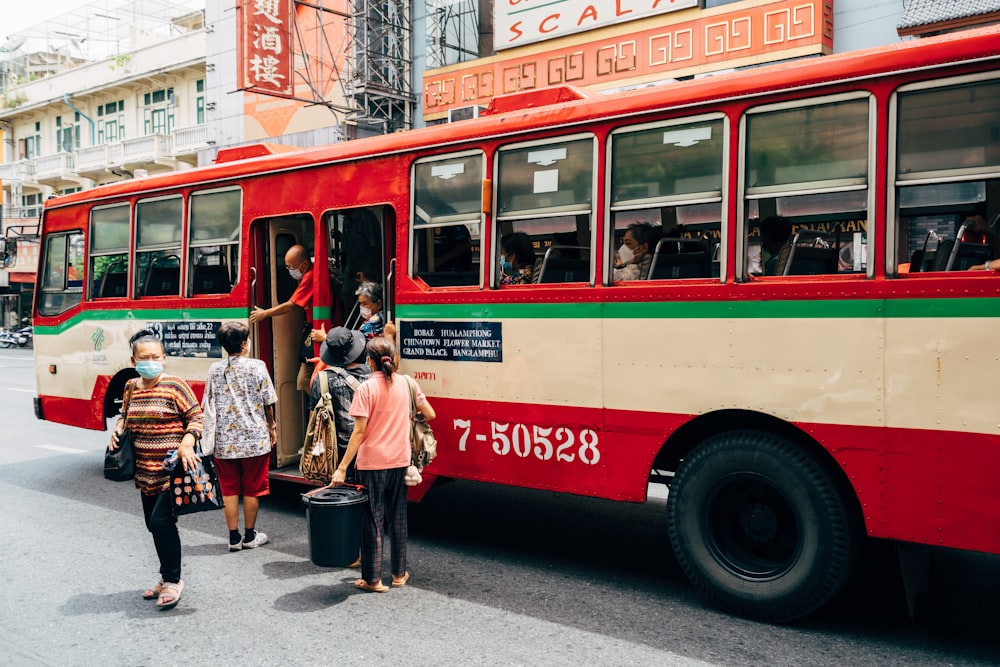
[250, 244, 316, 391]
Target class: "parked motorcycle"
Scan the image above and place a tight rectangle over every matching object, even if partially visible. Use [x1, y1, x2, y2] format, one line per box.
[15, 318, 32, 347]
[0, 328, 27, 348]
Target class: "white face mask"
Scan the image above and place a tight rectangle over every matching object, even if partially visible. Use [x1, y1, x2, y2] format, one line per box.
[288, 267, 303, 280]
[618, 244, 634, 265]
[359, 306, 373, 319]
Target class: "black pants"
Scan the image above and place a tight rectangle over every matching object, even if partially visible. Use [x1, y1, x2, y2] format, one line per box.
[358, 467, 408, 584]
[141, 490, 181, 583]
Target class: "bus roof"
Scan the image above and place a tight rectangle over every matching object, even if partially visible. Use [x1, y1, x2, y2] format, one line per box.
[45, 23, 1000, 211]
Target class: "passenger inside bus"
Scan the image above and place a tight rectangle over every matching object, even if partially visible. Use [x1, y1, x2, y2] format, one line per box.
[613, 222, 657, 281]
[759, 215, 793, 276]
[499, 232, 535, 285]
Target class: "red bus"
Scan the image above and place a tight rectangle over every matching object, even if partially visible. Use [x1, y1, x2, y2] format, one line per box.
[34, 25, 1000, 621]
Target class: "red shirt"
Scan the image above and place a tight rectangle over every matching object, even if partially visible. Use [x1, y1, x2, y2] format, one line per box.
[290, 268, 313, 313]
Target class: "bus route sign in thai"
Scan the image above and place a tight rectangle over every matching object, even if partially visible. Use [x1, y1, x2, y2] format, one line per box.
[400, 321, 503, 362]
[494, 0, 698, 50]
[145, 321, 223, 358]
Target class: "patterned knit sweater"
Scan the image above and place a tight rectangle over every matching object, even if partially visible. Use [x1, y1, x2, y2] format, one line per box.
[123, 375, 204, 495]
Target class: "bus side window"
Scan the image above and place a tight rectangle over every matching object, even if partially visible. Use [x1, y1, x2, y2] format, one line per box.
[89, 203, 130, 299]
[743, 97, 871, 278]
[189, 188, 241, 295]
[608, 118, 725, 283]
[495, 137, 595, 286]
[893, 77, 1000, 275]
[411, 153, 483, 288]
[136, 196, 183, 297]
[38, 231, 84, 316]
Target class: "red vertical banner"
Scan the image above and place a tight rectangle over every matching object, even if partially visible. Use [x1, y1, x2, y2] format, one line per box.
[238, 0, 295, 97]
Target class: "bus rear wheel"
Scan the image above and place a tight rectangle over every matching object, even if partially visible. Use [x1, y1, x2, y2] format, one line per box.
[666, 430, 859, 623]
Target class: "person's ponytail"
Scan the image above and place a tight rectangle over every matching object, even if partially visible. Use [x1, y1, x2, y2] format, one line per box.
[366, 336, 397, 384]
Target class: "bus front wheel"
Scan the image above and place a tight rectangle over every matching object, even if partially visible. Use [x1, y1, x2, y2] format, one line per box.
[666, 430, 860, 623]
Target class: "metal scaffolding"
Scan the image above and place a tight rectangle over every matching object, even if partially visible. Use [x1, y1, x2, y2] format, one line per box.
[348, 0, 414, 133]
[426, 0, 480, 69]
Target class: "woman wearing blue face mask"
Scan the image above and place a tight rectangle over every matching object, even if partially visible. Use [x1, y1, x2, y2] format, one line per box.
[499, 232, 536, 285]
[108, 329, 204, 610]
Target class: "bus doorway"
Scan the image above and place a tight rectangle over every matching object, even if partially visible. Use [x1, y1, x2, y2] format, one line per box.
[250, 214, 314, 469]
[325, 206, 391, 328]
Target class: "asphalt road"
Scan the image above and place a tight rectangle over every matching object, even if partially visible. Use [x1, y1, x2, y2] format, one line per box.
[2, 346, 999, 666]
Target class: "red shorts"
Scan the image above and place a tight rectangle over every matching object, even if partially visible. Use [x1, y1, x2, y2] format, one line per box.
[215, 453, 271, 497]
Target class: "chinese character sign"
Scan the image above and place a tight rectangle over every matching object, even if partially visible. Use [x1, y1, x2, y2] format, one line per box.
[239, 0, 294, 96]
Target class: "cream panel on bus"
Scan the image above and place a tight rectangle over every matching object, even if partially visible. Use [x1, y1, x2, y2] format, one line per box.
[884, 317, 1000, 435]
[398, 318, 604, 408]
[603, 317, 885, 427]
[37, 319, 218, 402]
[392, 315, 997, 436]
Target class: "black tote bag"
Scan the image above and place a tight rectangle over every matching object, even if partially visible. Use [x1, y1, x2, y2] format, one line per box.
[103, 384, 135, 481]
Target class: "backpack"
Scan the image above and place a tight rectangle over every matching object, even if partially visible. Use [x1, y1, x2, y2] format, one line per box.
[299, 367, 361, 484]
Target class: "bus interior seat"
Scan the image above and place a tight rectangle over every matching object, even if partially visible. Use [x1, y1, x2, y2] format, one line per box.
[648, 238, 711, 279]
[530, 257, 544, 284]
[537, 245, 590, 283]
[97, 262, 128, 298]
[192, 255, 231, 295]
[143, 255, 181, 296]
[942, 223, 993, 271]
[637, 252, 653, 280]
[778, 231, 838, 275]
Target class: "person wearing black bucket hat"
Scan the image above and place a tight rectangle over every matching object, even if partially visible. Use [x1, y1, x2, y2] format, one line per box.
[308, 327, 370, 483]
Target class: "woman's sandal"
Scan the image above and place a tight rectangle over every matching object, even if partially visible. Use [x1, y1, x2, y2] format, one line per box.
[156, 580, 184, 610]
[391, 572, 410, 588]
[354, 579, 389, 593]
[142, 579, 164, 600]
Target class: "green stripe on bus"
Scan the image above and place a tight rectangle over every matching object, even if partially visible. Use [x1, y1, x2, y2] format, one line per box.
[396, 297, 1000, 320]
[34, 307, 249, 336]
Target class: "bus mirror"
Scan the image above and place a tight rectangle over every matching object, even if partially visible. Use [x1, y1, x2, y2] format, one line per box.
[482, 179, 492, 215]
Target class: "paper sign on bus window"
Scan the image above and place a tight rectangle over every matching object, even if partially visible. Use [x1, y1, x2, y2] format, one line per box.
[534, 170, 559, 194]
[431, 163, 465, 180]
[663, 126, 712, 147]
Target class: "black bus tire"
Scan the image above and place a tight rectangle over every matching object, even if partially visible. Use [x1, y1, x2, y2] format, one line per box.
[667, 430, 860, 623]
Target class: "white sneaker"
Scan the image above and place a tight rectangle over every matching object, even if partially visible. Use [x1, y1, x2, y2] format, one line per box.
[242, 531, 269, 549]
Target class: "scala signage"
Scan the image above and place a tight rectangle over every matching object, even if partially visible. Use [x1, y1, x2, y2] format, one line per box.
[496, 0, 699, 50]
[237, 0, 294, 97]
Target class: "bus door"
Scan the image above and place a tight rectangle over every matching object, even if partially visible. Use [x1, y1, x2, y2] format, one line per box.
[325, 206, 390, 328]
[250, 214, 314, 469]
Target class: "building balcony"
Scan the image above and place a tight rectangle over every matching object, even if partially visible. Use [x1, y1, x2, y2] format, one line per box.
[173, 124, 211, 162]
[75, 145, 114, 178]
[0, 160, 36, 183]
[122, 133, 177, 171]
[35, 152, 79, 186]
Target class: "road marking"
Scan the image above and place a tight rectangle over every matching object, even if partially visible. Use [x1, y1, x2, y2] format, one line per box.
[38, 444, 87, 454]
[5, 388, 35, 393]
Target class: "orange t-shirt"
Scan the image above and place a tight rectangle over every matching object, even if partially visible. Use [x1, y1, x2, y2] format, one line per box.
[350, 374, 427, 470]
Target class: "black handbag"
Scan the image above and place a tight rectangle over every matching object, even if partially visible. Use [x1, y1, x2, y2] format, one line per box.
[169, 449, 223, 516]
[103, 384, 135, 481]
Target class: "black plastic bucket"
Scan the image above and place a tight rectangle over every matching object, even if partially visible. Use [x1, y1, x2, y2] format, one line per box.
[301, 486, 367, 567]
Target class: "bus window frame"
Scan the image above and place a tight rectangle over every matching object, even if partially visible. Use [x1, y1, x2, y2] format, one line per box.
[887, 70, 1000, 276]
[38, 230, 85, 317]
[134, 193, 185, 298]
[606, 113, 729, 285]
[493, 133, 598, 287]
[88, 201, 132, 301]
[737, 90, 877, 281]
[409, 149, 486, 289]
[187, 186, 243, 297]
